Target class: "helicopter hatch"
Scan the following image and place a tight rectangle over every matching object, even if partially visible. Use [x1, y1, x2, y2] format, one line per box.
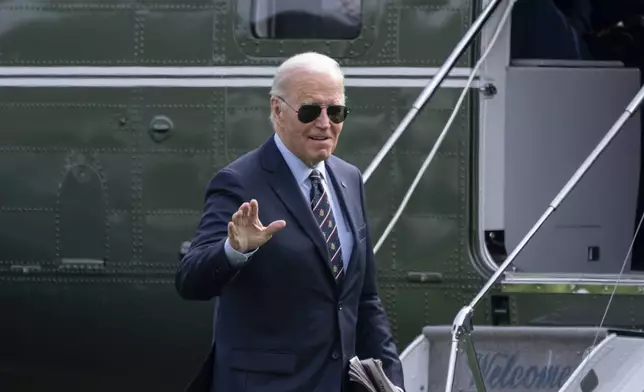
[476, 0, 644, 294]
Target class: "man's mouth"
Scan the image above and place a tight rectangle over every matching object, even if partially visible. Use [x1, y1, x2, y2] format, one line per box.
[309, 136, 330, 141]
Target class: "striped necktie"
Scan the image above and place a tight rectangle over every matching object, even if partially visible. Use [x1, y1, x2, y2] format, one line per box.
[309, 169, 344, 282]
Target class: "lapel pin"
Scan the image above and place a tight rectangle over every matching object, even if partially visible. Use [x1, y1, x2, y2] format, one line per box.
[341, 181, 346, 188]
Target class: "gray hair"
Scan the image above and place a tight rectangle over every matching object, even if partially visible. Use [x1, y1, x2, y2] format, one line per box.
[269, 52, 345, 127]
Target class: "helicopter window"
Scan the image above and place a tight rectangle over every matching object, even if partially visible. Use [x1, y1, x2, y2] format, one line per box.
[251, 0, 362, 40]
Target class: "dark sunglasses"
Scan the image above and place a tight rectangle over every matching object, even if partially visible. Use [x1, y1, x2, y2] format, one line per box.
[278, 96, 349, 124]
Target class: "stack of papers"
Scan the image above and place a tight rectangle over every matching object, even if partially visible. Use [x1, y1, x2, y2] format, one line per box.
[348, 356, 398, 392]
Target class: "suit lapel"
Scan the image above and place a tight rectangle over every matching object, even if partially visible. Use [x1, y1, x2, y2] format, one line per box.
[260, 137, 330, 268]
[325, 159, 359, 240]
[325, 158, 362, 278]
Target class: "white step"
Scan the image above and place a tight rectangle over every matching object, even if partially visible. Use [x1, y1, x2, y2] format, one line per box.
[559, 329, 644, 392]
[400, 325, 609, 392]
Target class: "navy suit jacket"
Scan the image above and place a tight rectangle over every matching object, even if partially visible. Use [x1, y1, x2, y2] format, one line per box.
[175, 135, 404, 392]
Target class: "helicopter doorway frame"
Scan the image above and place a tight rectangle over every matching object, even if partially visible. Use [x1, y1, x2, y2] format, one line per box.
[475, 0, 644, 295]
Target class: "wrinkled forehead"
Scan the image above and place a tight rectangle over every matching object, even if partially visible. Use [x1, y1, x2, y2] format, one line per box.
[286, 72, 345, 106]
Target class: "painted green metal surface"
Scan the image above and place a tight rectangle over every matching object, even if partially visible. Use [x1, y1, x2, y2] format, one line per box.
[1, 0, 641, 391]
[502, 282, 644, 295]
[0, 0, 474, 66]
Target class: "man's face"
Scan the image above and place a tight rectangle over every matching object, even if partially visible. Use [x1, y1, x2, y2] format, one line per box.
[271, 70, 346, 167]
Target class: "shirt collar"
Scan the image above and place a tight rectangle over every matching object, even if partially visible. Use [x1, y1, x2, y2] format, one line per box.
[273, 133, 327, 186]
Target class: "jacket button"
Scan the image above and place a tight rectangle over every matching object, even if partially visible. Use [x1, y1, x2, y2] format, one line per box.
[332, 352, 340, 360]
[338, 302, 343, 311]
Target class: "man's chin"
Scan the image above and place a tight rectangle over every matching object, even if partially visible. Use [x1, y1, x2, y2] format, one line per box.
[305, 149, 332, 163]
[314, 151, 332, 163]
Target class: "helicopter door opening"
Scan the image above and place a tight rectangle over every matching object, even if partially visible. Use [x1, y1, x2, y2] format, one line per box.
[477, 0, 644, 286]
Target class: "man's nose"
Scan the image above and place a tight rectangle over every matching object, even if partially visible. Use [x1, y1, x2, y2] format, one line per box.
[315, 108, 331, 128]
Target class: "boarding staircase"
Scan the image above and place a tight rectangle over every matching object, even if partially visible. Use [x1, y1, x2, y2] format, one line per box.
[399, 325, 644, 392]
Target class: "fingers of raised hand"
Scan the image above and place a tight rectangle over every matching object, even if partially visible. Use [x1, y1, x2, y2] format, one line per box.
[249, 199, 260, 220]
[239, 203, 247, 226]
[233, 202, 251, 227]
[231, 199, 272, 231]
[231, 209, 241, 227]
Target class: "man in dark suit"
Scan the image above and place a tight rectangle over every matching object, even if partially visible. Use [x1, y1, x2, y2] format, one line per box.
[175, 52, 405, 392]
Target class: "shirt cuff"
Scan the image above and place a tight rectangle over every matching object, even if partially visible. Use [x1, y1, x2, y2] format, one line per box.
[224, 237, 258, 268]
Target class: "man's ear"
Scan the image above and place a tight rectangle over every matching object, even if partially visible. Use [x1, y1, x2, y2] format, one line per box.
[270, 97, 282, 121]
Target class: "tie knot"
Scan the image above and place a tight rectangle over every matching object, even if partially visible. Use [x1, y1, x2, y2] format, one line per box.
[310, 169, 322, 181]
